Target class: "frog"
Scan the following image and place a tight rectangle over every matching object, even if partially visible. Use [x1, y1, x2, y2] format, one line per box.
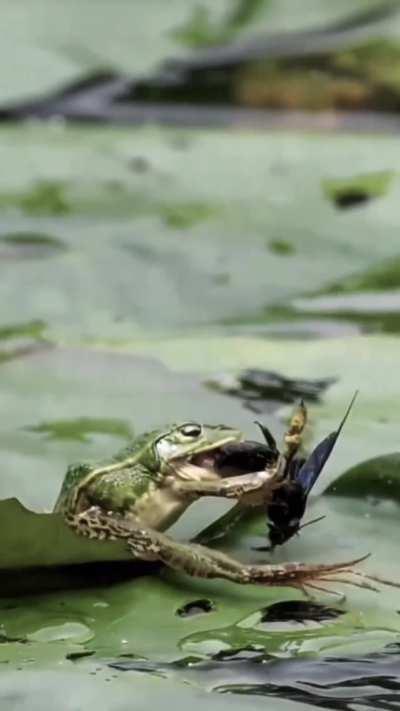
[54, 420, 397, 595]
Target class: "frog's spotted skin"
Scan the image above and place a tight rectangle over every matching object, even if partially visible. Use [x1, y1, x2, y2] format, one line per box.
[54, 422, 246, 527]
[54, 418, 400, 595]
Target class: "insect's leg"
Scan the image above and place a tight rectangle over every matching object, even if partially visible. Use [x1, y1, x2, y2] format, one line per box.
[283, 400, 308, 461]
[193, 502, 246, 545]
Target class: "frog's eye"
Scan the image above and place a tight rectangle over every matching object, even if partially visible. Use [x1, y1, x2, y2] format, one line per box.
[179, 423, 202, 438]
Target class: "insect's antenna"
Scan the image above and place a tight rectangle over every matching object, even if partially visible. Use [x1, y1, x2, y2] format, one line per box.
[337, 390, 358, 436]
[254, 421, 278, 452]
[298, 514, 326, 531]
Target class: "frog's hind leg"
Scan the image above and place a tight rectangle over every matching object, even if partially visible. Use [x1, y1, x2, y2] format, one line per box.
[127, 531, 400, 595]
[66, 507, 400, 594]
[135, 535, 400, 595]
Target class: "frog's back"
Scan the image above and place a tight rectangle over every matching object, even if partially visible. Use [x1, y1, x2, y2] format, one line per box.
[53, 428, 163, 514]
[53, 462, 94, 512]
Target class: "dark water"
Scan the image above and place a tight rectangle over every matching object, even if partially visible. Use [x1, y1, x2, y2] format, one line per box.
[106, 600, 400, 710]
[111, 647, 400, 710]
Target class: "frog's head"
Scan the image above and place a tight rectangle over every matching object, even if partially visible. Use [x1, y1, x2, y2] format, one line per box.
[157, 422, 242, 463]
[153, 422, 243, 479]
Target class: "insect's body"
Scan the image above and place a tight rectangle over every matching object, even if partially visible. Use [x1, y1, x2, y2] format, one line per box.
[55, 418, 398, 594]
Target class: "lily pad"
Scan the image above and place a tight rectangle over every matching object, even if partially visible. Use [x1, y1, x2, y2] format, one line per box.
[2, 125, 400, 337]
[0, 498, 130, 570]
[323, 170, 394, 208]
[26, 417, 134, 443]
[328, 452, 400, 500]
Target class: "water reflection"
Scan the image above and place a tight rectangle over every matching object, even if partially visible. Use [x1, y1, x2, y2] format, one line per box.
[215, 651, 400, 711]
[110, 646, 400, 711]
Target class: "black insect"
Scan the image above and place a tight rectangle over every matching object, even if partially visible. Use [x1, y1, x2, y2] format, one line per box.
[215, 436, 279, 477]
[259, 392, 358, 550]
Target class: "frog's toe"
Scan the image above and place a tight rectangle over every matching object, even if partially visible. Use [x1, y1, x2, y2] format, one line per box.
[247, 553, 399, 594]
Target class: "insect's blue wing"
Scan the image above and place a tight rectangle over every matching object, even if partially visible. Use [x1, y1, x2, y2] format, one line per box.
[294, 391, 358, 495]
[294, 430, 338, 493]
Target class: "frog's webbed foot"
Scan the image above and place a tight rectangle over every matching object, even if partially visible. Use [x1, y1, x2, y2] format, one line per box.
[248, 554, 387, 595]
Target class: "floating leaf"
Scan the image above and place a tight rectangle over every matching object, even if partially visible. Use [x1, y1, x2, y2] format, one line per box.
[26, 417, 134, 443]
[323, 171, 394, 209]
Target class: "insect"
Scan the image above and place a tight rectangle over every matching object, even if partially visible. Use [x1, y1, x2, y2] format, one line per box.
[258, 393, 358, 550]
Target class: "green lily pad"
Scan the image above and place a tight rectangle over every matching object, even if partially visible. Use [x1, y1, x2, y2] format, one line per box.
[0, 498, 130, 570]
[323, 171, 394, 208]
[26, 417, 134, 443]
[328, 452, 400, 500]
[2, 124, 400, 338]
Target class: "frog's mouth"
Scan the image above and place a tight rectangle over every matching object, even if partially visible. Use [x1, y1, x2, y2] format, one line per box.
[190, 441, 279, 478]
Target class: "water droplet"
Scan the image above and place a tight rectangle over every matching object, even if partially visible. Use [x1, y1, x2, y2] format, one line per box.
[27, 622, 94, 644]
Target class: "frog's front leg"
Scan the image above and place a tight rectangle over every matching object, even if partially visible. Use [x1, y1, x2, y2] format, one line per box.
[67, 506, 393, 594]
[169, 469, 276, 501]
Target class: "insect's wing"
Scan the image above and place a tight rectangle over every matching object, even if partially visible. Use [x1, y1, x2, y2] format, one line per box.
[294, 430, 338, 493]
[294, 391, 358, 495]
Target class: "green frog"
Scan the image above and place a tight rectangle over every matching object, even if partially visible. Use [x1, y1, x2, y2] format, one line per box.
[54, 420, 395, 594]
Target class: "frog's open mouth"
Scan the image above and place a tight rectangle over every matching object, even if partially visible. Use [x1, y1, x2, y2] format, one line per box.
[190, 441, 279, 478]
